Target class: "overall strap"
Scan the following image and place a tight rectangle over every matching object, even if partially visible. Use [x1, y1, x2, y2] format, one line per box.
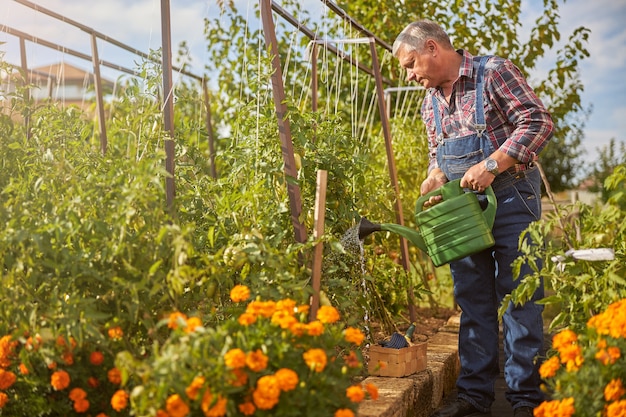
[432, 95, 444, 144]
[474, 55, 491, 138]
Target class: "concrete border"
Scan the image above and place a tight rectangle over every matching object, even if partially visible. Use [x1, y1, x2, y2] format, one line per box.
[358, 314, 461, 417]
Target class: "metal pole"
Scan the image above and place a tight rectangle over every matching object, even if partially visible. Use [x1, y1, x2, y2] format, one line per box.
[90, 33, 108, 154]
[259, 0, 307, 244]
[161, 0, 176, 211]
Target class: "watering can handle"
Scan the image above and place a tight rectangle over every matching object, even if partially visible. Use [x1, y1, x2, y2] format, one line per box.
[415, 179, 497, 229]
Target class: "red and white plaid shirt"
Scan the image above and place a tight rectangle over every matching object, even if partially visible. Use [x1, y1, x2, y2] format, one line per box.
[421, 50, 554, 173]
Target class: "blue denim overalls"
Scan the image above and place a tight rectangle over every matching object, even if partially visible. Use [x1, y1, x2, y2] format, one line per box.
[431, 56, 545, 412]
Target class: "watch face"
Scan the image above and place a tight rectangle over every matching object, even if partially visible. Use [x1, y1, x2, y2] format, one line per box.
[486, 159, 497, 170]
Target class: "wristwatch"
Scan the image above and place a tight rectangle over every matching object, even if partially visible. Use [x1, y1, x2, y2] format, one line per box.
[484, 158, 500, 176]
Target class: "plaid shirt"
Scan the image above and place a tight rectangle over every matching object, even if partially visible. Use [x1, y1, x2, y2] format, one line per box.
[422, 50, 554, 173]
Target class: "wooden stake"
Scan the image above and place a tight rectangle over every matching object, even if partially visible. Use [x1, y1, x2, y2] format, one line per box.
[309, 170, 328, 322]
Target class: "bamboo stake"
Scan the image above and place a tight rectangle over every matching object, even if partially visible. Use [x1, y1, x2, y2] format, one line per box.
[309, 170, 328, 322]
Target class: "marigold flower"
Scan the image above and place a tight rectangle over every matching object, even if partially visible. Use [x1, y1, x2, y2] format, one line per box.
[51, 369, 70, 390]
[88, 376, 99, 388]
[344, 327, 365, 345]
[0, 392, 8, 408]
[365, 383, 379, 400]
[275, 298, 297, 313]
[230, 285, 251, 303]
[246, 300, 276, 318]
[73, 398, 90, 413]
[155, 411, 168, 417]
[303, 348, 327, 372]
[168, 312, 188, 329]
[539, 356, 561, 379]
[605, 378, 626, 402]
[316, 305, 340, 323]
[289, 322, 307, 337]
[344, 351, 360, 368]
[224, 348, 247, 369]
[62, 350, 74, 365]
[606, 399, 626, 417]
[0, 335, 17, 368]
[18, 363, 29, 375]
[69, 387, 88, 401]
[346, 384, 365, 403]
[185, 316, 203, 333]
[0, 369, 17, 390]
[534, 397, 575, 417]
[200, 389, 227, 417]
[111, 390, 129, 412]
[552, 330, 577, 351]
[90, 351, 105, 366]
[253, 375, 281, 410]
[596, 346, 621, 366]
[107, 326, 123, 340]
[306, 320, 324, 336]
[238, 401, 256, 415]
[229, 368, 248, 387]
[335, 409, 355, 417]
[271, 310, 298, 329]
[108, 367, 122, 384]
[166, 393, 190, 417]
[588, 299, 626, 339]
[246, 349, 269, 372]
[185, 375, 205, 400]
[238, 312, 257, 326]
[275, 368, 299, 391]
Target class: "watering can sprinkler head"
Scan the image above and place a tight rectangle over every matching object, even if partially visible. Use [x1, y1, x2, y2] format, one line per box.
[358, 217, 381, 240]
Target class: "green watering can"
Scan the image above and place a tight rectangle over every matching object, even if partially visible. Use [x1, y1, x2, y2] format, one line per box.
[358, 179, 497, 267]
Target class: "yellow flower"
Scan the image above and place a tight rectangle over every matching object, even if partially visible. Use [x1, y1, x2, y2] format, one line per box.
[334, 409, 355, 417]
[534, 397, 575, 417]
[346, 384, 365, 403]
[111, 390, 129, 412]
[0, 369, 16, 390]
[246, 349, 269, 372]
[605, 378, 626, 402]
[50, 370, 70, 390]
[539, 356, 561, 379]
[317, 305, 340, 324]
[344, 327, 365, 345]
[275, 368, 299, 391]
[224, 348, 247, 369]
[166, 393, 190, 417]
[230, 285, 251, 303]
[303, 348, 327, 372]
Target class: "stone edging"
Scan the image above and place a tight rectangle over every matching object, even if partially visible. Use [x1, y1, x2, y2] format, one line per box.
[357, 314, 461, 417]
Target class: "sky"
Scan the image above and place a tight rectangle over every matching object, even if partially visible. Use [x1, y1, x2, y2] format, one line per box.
[1, 0, 625, 167]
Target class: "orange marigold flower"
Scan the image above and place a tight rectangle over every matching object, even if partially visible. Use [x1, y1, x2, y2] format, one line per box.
[18, 363, 29, 375]
[552, 330, 578, 351]
[296, 304, 310, 315]
[606, 399, 626, 417]
[51, 369, 70, 390]
[253, 375, 281, 410]
[73, 398, 90, 413]
[275, 368, 299, 391]
[605, 378, 626, 402]
[111, 390, 129, 412]
[185, 375, 205, 400]
[168, 312, 188, 329]
[533, 397, 575, 417]
[238, 401, 256, 415]
[155, 411, 168, 417]
[90, 351, 105, 366]
[0, 369, 17, 390]
[166, 393, 190, 417]
[275, 298, 296, 314]
[0, 392, 8, 408]
[588, 299, 626, 339]
[107, 326, 124, 340]
[0, 335, 17, 368]
[539, 356, 561, 379]
[230, 285, 251, 303]
[271, 310, 298, 329]
[230, 368, 248, 387]
[88, 376, 100, 388]
[47, 361, 57, 370]
[238, 313, 257, 326]
[365, 383, 379, 400]
[289, 322, 307, 337]
[344, 351, 360, 368]
[303, 348, 327, 372]
[246, 300, 276, 318]
[62, 350, 74, 365]
[95, 414, 109, 417]
[344, 327, 365, 345]
[246, 349, 269, 372]
[316, 305, 340, 324]
[306, 320, 324, 336]
[200, 389, 227, 417]
[346, 384, 365, 403]
[224, 348, 247, 369]
[69, 387, 88, 401]
[185, 316, 203, 333]
[335, 409, 355, 417]
[596, 346, 621, 366]
[108, 367, 122, 385]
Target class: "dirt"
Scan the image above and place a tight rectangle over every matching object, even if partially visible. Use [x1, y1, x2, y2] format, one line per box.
[368, 306, 458, 345]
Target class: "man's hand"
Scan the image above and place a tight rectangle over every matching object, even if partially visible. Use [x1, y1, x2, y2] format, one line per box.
[420, 170, 447, 208]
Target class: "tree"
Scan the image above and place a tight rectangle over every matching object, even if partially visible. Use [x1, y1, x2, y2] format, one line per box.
[589, 138, 626, 203]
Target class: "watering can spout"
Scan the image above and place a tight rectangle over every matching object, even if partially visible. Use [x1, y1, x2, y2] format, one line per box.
[358, 217, 428, 252]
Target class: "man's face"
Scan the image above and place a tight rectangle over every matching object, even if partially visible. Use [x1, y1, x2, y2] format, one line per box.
[397, 46, 436, 88]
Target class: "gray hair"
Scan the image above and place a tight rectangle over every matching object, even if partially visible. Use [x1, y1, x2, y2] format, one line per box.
[392, 20, 454, 57]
